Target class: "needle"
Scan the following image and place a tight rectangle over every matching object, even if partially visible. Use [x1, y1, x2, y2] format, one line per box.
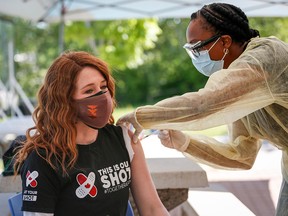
[140, 130, 159, 140]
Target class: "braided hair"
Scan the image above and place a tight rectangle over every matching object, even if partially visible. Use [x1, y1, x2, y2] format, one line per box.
[191, 3, 260, 44]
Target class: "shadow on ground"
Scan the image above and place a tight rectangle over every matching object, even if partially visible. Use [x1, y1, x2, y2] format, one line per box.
[210, 180, 275, 216]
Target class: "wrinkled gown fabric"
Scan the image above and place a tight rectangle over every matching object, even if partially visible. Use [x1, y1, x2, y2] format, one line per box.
[134, 36, 288, 181]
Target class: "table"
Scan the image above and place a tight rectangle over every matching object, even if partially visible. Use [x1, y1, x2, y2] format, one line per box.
[129, 157, 208, 215]
[147, 158, 208, 190]
[126, 134, 208, 215]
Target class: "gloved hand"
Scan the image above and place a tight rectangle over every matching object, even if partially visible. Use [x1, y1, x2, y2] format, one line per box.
[158, 130, 190, 152]
[116, 111, 143, 143]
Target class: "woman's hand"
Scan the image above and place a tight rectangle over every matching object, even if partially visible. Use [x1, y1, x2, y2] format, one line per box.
[116, 111, 143, 143]
[158, 130, 190, 152]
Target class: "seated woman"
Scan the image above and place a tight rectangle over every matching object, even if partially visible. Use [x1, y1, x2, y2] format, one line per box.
[14, 51, 169, 216]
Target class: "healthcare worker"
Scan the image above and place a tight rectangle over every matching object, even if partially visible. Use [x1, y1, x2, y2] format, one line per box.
[117, 3, 288, 215]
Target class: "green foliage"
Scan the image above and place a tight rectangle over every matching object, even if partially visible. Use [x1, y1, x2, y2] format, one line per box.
[64, 19, 161, 70]
[1, 16, 288, 108]
[0, 19, 13, 83]
[115, 17, 288, 106]
[12, 19, 59, 97]
[114, 18, 208, 106]
[249, 17, 288, 42]
[5, 18, 161, 99]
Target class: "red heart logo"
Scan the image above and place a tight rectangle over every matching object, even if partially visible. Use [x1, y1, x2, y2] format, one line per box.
[85, 183, 90, 188]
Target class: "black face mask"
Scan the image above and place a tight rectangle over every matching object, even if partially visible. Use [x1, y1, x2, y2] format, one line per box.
[74, 91, 112, 129]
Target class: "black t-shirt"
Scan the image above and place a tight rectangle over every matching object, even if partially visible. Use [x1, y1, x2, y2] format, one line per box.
[21, 125, 131, 216]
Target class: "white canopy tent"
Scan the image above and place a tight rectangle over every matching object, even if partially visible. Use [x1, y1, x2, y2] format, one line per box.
[1, 0, 288, 53]
[1, 0, 288, 23]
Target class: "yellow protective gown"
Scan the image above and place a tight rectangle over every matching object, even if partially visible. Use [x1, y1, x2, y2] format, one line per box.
[134, 36, 288, 180]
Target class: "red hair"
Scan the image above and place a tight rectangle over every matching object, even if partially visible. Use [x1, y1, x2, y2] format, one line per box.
[15, 51, 116, 175]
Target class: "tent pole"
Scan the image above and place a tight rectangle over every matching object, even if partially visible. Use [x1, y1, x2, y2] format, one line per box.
[58, 0, 65, 54]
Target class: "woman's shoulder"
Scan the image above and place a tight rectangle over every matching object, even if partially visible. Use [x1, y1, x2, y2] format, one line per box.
[102, 124, 124, 135]
[242, 36, 288, 63]
[102, 124, 134, 160]
[249, 36, 287, 48]
[24, 148, 47, 165]
[103, 124, 133, 141]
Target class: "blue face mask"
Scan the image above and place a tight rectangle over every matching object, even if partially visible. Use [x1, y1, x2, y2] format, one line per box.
[190, 38, 228, 77]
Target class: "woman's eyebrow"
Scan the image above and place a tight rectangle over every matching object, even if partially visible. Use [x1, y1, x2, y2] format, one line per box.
[80, 80, 107, 90]
[80, 83, 94, 90]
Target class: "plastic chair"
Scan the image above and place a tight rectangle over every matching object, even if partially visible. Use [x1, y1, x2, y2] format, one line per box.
[126, 200, 134, 216]
[8, 192, 23, 216]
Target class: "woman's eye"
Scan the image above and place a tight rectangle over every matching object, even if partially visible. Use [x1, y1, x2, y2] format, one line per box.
[84, 89, 94, 94]
[101, 85, 108, 91]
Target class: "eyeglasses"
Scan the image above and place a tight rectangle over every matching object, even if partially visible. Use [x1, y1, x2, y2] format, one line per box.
[183, 34, 221, 57]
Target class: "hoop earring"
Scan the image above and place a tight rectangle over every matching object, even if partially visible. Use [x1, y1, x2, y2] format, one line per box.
[221, 48, 229, 61]
[223, 48, 229, 54]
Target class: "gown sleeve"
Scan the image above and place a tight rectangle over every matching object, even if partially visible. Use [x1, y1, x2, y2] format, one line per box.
[134, 36, 288, 170]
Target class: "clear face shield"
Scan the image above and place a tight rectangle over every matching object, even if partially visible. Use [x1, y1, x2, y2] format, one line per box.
[183, 34, 221, 58]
